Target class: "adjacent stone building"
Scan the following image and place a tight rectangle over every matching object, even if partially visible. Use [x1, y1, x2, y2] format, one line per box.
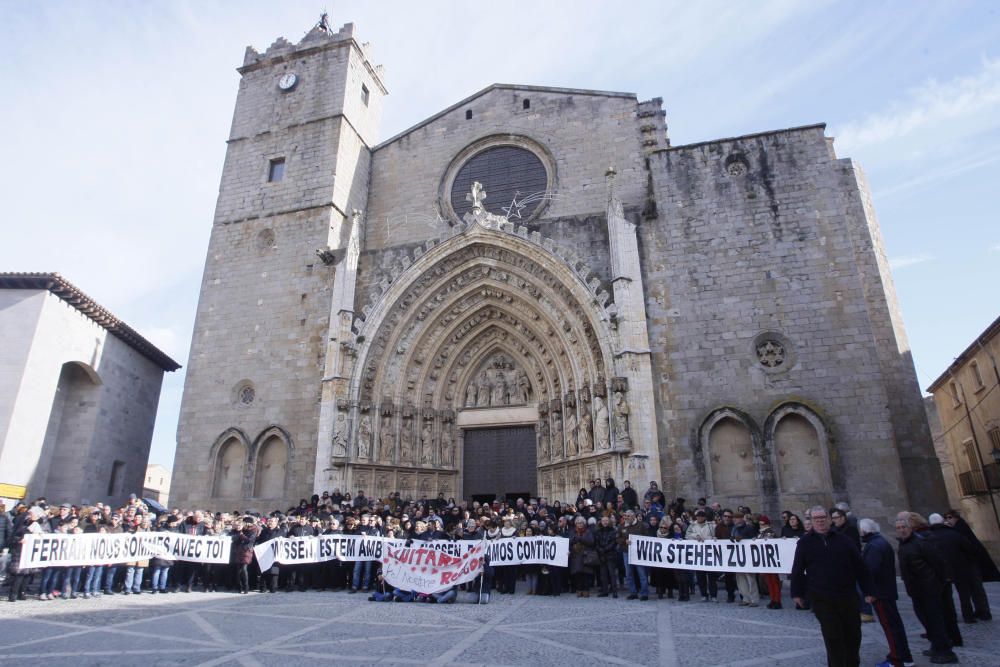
[0, 273, 180, 506]
[927, 315, 1000, 560]
[172, 21, 946, 524]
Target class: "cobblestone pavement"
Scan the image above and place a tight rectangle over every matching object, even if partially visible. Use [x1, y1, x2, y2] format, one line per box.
[1, 582, 998, 666]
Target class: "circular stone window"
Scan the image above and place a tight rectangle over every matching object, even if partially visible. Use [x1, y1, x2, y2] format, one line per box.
[255, 228, 276, 251]
[235, 381, 256, 406]
[449, 145, 549, 221]
[752, 332, 794, 373]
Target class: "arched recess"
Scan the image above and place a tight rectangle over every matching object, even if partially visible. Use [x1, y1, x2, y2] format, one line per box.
[343, 221, 621, 498]
[37, 361, 103, 499]
[698, 408, 770, 509]
[764, 402, 836, 511]
[251, 425, 293, 499]
[210, 427, 251, 499]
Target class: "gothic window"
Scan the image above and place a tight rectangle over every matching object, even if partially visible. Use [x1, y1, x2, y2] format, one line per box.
[708, 417, 756, 498]
[214, 437, 246, 498]
[774, 414, 824, 494]
[361, 83, 370, 106]
[450, 146, 547, 220]
[254, 436, 288, 498]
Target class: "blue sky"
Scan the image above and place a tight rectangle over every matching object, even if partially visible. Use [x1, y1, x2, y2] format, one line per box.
[2, 1, 998, 470]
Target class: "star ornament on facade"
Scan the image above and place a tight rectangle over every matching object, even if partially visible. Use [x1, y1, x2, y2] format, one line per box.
[502, 192, 525, 220]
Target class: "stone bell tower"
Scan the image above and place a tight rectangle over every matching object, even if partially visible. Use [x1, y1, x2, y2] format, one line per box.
[172, 21, 386, 509]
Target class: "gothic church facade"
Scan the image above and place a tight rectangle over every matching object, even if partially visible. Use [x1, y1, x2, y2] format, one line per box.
[172, 23, 946, 522]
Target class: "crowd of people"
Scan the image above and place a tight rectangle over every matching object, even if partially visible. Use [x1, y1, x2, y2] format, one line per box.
[1, 479, 997, 666]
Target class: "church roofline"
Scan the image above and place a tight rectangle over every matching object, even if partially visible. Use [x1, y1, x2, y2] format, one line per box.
[374, 84, 637, 151]
[0, 272, 182, 372]
[652, 122, 827, 153]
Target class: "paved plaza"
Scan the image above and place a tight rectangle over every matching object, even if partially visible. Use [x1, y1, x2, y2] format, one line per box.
[2, 582, 999, 666]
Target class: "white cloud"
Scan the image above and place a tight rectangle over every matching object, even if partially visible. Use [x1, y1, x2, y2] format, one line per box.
[889, 254, 933, 270]
[837, 56, 1000, 153]
[992, 244, 1000, 253]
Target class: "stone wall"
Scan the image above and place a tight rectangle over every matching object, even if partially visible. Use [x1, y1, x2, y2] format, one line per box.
[641, 125, 943, 525]
[173, 24, 384, 510]
[0, 289, 163, 505]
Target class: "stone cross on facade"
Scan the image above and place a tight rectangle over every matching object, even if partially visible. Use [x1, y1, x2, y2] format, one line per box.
[466, 181, 487, 212]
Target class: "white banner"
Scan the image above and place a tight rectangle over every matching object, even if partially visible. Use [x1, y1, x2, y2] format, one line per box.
[485, 535, 568, 566]
[18, 532, 232, 569]
[253, 535, 567, 571]
[628, 536, 799, 574]
[382, 540, 487, 594]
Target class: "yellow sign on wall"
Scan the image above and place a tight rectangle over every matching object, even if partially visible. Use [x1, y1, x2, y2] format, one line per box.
[0, 483, 27, 499]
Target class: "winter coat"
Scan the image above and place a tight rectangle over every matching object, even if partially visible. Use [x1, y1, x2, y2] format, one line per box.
[925, 523, 977, 583]
[621, 486, 638, 509]
[952, 516, 1000, 582]
[0, 510, 12, 549]
[898, 532, 948, 598]
[595, 525, 618, 558]
[233, 526, 260, 565]
[790, 529, 873, 600]
[685, 521, 714, 542]
[569, 529, 597, 575]
[861, 532, 899, 601]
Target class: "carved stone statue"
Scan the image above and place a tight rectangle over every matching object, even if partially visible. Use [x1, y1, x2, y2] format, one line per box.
[517, 370, 531, 404]
[579, 409, 594, 452]
[441, 425, 454, 467]
[564, 408, 578, 456]
[420, 421, 434, 464]
[331, 411, 348, 458]
[613, 390, 630, 443]
[357, 414, 372, 459]
[490, 368, 505, 405]
[550, 412, 563, 458]
[465, 381, 477, 407]
[537, 418, 550, 462]
[379, 415, 393, 462]
[400, 419, 413, 462]
[594, 395, 610, 450]
[476, 371, 490, 406]
[504, 369, 517, 405]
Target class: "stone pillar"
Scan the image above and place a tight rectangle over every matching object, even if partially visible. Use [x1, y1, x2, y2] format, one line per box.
[605, 167, 661, 484]
[316, 210, 363, 492]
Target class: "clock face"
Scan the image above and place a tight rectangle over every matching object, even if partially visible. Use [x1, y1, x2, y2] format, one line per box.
[278, 72, 298, 91]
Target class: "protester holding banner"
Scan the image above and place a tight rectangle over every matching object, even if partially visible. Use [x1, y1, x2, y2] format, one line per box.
[6, 506, 45, 602]
[686, 509, 716, 602]
[731, 512, 759, 606]
[621, 510, 649, 601]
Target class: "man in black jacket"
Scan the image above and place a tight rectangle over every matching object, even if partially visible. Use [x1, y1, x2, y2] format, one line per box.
[860, 518, 913, 667]
[928, 512, 989, 623]
[896, 512, 959, 664]
[790, 505, 874, 667]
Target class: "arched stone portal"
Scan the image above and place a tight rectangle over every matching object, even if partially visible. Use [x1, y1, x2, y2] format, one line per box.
[320, 200, 660, 502]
